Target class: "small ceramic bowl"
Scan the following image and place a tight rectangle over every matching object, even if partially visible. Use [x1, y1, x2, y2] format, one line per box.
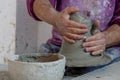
[8, 53, 66, 80]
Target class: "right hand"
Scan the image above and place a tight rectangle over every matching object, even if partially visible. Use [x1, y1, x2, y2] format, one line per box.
[53, 7, 88, 44]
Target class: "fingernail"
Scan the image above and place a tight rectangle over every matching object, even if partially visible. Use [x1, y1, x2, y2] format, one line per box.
[83, 48, 87, 52]
[83, 25, 87, 28]
[72, 40, 76, 44]
[83, 36, 87, 42]
[90, 53, 102, 56]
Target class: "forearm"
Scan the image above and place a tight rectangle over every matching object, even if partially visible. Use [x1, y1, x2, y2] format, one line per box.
[33, 0, 58, 25]
[103, 24, 120, 47]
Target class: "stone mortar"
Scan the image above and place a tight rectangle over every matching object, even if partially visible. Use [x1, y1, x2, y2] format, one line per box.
[8, 53, 66, 80]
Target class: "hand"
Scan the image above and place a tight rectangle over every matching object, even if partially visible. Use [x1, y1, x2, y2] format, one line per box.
[53, 7, 88, 44]
[82, 20, 106, 55]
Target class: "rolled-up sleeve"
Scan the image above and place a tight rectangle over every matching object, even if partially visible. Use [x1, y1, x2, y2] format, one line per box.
[109, 0, 120, 26]
[27, 0, 40, 20]
[26, 0, 57, 21]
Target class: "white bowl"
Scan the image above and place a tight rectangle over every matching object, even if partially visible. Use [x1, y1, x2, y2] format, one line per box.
[8, 53, 66, 80]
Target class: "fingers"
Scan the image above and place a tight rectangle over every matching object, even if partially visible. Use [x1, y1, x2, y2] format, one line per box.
[85, 45, 105, 52]
[83, 39, 105, 47]
[61, 27, 87, 44]
[62, 27, 86, 43]
[62, 32, 84, 44]
[63, 7, 87, 29]
[68, 20, 87, 28]
[63, 36, 75, 44]
[84, 44, 105, 55]
[92, 20, 100, 34]
[59, 7, 88, 44]
[93, 20, 100, 28]
[61, 7, 79, 20]
[83, 40, 105, 55]
[82, 32, 106, 55]
[65, 33, 83, 40]
[67, 27, 88, 34]
[62, 14, 87, 29]
[85, 33, 105, 42]
[63, 7, 79, 14]
[92, 50, 104, 55]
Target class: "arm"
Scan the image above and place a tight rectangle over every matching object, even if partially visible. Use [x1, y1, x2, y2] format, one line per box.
[83, 0, 120, 55]
[103, 24, 120, 47]
[33, 0, 58, 25]
[27, 0, 88, 43]
[103, 0, 120, 47]
[27, 0, 40, 20]
[27, 0, 57, 21]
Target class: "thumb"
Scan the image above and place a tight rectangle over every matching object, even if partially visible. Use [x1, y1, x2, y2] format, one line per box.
[94, 20, 100, 28]
[63, 7, 79, 14]
[91, 20, 101, 35]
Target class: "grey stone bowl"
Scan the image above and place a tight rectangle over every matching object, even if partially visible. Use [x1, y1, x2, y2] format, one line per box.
[8, 53, 66, 80]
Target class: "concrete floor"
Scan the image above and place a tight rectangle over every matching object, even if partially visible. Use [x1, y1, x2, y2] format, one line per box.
[71, 61, 120, 80]
[0, 61, 120, 80]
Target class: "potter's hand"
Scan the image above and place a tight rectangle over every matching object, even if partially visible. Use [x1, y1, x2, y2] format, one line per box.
[53, 7, 88, 44]
[82, 20, 106, 56]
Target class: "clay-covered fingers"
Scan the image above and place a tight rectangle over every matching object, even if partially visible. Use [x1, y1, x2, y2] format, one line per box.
[68, 20, 87, 28]
[62, 32, 84, 44]
[65, 33, 83, 40]
[63, 36, 75, 44]
[63, 7, 79, 14]
[92, 49, 104, 56]
[94, 20, 100, 28]
[84, 44, 105, 56]
[61, 7, 79, 19]
[82, 32, 106, 55]
[67, 27, 88, 34]
[83, 39, 105, 47]
[85, 45, 105, 53]
[85, 33, 105, 42]
[55, 7, 88, 44]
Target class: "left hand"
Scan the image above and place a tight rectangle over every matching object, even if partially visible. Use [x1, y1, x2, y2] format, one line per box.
[82, 20, 106, 56]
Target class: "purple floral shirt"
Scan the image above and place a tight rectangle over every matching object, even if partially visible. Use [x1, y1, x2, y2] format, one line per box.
[27, 0, 120, 49]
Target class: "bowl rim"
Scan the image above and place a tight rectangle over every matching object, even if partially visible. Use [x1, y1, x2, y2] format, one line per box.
[7, 53, 66, 64]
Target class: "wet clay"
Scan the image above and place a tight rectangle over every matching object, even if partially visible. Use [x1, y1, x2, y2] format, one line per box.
[59, 12, 111, 67]
[17, 54, 59, 62]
